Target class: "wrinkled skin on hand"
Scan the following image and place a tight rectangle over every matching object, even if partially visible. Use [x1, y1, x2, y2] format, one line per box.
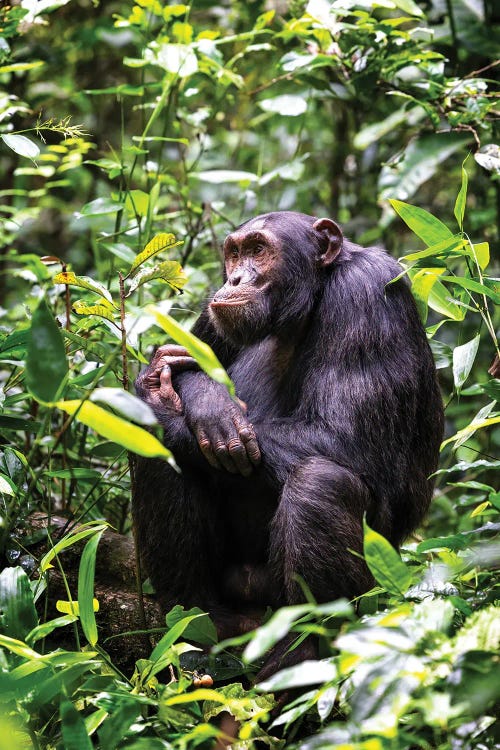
[136, 344, 261, 477]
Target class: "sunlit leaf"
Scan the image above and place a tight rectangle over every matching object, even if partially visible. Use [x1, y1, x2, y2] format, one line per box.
[127, 260, 187, 294]
[77, 197, 124, 217]
[389, 199, 453, 246]
[40, 523, 107, 574]
[128, 233, 181, 276]
[453, 335, 480, 391]
[1, 133, 40, 160]
[258, 94, 308, 116]
[243, 605, 310, 663]
[454, 161, 468, 231]
[56, 400, 174, 462]
[193, 169, 258, 184]
[72, 300, 117, 323]
[78, 529, 105, 646]
[90, 388, 157, 426]
[26, 298, 68, 403]
[363, 519, 412, 596]
[441, 402, 498, 450]
[53, 272, 115, 305]
[147, 305, 235, 396]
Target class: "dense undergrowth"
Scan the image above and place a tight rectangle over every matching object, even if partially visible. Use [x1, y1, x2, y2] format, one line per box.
[0, 1, 498, 748]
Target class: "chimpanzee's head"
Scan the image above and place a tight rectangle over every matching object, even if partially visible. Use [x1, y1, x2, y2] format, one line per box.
[209, 211, 343, 345]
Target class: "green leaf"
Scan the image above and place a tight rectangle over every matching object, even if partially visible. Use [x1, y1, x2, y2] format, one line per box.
[243, 604, 310, 663]
[25, 298, 68, 403]
[56, 400, 175, 462]
[53, 272, 115, 305]
[363, 519, 412, 596]
[410, 269, 443, 323]
[26, 615, 78, 646]
[454, 161, 469, 230]
[128, 233, 182, 276]
[166, 605, 217, 646]
[1, 133, 40, 160]
[127, 260, 187, 294]
[452, 334, 480, 390]
[470, 242, 489, 271]
[0, 634, 40, 660]
[441, 405, 499, 450]
[0, 474, 15, 495]
[258, 94, 307, 116]
[427, 278, 466, 321]
[60, 700, 93, 750]
[78, 528, 105, 646]
[40, 523, 108, 574]
[72, 301, 117, 322]
[0, 567, 38, 641]
[389, 200, 453, 246]
[440, 275, 500, 304]
[77, 197, 124, 217]
[147, 305, 235, 397]
[400, 235, 466, 263]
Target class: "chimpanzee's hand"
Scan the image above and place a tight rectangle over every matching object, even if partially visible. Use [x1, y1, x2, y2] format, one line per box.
[135, 345, 196, 415]
[181, 379, 261, 477]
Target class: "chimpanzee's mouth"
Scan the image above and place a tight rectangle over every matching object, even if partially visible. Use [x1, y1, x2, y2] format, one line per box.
[210, 298, 251, 307]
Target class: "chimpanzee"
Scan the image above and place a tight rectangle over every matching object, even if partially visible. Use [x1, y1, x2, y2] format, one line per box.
[134, 211, 443, 671]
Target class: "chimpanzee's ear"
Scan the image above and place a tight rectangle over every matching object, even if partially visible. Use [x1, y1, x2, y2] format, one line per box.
[312, 218, 343, 266]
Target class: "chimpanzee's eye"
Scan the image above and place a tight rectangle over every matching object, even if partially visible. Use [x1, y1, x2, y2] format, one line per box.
[227, 244, 238, 259]
[254, 244, 264, 256]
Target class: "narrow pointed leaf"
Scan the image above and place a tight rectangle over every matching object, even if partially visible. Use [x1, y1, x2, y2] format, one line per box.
[0, 567, 38, 641]
[454, 163, 468, 230]
[148, 305, 235, 396]
[78, 529, 105, 646]
[389, 199, 454, 246]
[60, 700, 93, 750]
[40, 524, 108, 574]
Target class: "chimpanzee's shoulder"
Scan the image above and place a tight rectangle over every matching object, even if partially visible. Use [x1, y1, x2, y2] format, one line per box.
[341, 240, 402, 286]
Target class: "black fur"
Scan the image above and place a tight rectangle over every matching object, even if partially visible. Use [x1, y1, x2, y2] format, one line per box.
[134, 211, 443, 625]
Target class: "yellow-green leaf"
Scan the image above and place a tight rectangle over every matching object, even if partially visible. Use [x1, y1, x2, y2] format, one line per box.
[56, 599, 99, 616]
[127, 260, 187, 295]
[128, 233, 182, 276]
[78, 530, 104, 646]
[147, 305, 235, 397]
[40, 524, 108, 574]
[73, 301, 117, 323]
[56, 399, 174, 462]
[53, 272, 115, 305]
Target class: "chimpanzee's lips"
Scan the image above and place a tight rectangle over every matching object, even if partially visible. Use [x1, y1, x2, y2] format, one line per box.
[210, 297, 251, 307]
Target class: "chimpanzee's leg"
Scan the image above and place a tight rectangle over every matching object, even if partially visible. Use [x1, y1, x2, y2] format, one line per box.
[133, 458, 223, 612]
[269, 457, 374, 604]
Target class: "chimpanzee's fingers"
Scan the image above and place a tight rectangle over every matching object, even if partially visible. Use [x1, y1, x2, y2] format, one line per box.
[226, 437, 253, 477]
[154, 344, 190, 360]
[239, 424, 261, 466]
[195, 428, 221, 470]
[158, 355, 197, 373]
[213, 439, 238, 474]
[159, 365, 182, 413]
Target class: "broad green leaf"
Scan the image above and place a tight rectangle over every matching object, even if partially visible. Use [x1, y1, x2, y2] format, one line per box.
[147, 42, 198, 76]
[470, 242, 489, 271]
[258, 94, 307, 116]
[148, 305, 235, 397]
[354, 106, 424, 150]
[60, 700, 93, 750]
[90, 388, 156, 426]
[243, 604, 310, 663]
[26, 298, 68, 403]
[410, 269, 443, 323]
[193, 169, 258, 184]
[452, 334, 480, 390]
[454, 162, 468, 231]
[77, 197, 124, 217]
[127, 260, 187, 294]
[53, 272, 115, 305]
[78, 529, 105, 646]
[1, 133, 40, 160]
[128, 233, 181, 276]
[389, 200, 453, 246]
[363, 519, 412, 596]
[0, 567, 38, 641]
[56, 400, 174, 461]
[40, 523, 108, 574]
[97, 700, 142, 750]
[393, 0, 423, 15]
[43, 468, 102, 480]
[73, 300, 117, 322]
[427, 279, 466, 321]
[166, 605, 218, 646]
[124, 189, 150, 218]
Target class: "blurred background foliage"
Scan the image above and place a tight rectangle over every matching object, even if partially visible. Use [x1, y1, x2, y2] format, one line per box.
[0, 1, 498, 748]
